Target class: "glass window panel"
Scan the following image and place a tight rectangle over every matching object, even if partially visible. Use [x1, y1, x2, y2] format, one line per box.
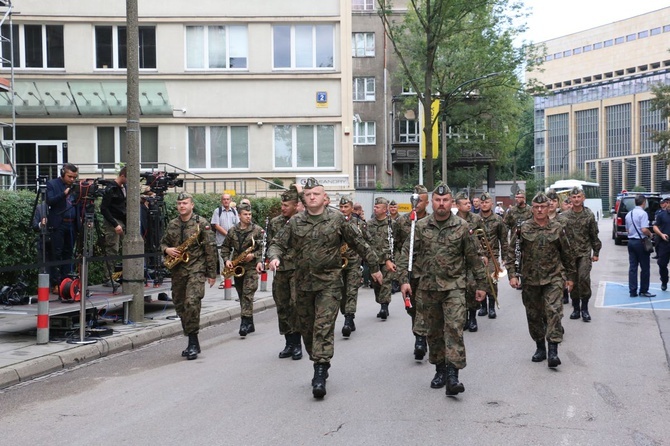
[46, 25, 64, 68]
[274, 125, 293, 167]
[230, 126, 249, 168]
[139, 27, 157, 69]
[315, 25, 333, 68]
[24, 24, 43, 68]
[365, 33, 374, 56]
[317, 125, 334, 167]
[273, 25, 291, 68]
[0, 25, 19, 68]
[186, 26, 205, 69]
[119, 128, 127, 164]
[140, 127, 158, 165]
[594, 42, 603, 49]
[210, 126, 228, 168]
[97, 127, 115, 167]
[651, 27, 661, 36]
[208, 26, 227, 69]
[117, 26, 127, 69]
[228, 26, 247, 69]
[295, 25, 313, 68]
[188, 126, 207, 168]
[296, 125, 314, 167]
[96, 27, 113, 68]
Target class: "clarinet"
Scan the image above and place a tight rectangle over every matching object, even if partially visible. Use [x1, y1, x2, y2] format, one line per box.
[514, 221, 523, 284]
[387, 211, 395, 264]
[405, 193, 420, 310]
[260, 216, 269, 271]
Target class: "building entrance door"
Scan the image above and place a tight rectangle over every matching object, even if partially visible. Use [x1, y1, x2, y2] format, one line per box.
[16, 141, 66, 187]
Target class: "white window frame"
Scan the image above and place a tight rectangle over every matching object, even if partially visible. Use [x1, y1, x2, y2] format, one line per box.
[353, 77, 375, 101]
[353, 121, 376, 145]
[0, 24, 64, 69]
[355, 164, 377, 188]
[272, 24, 335, 70]
[352, 32, 375, 57]
[94, 25, 156, 70]
[185, 25, 248, 70]
[96, 126, 158, 170]
[398, 119, 419, 143]
[187, 125, 250, 171]
[273, 124, 336, 170]
[352, 0, 375, 11]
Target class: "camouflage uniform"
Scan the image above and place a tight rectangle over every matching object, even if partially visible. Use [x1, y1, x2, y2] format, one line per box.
[478, 205, 509, 313]
[267, 213, 297, 335]
[366, 213, 396, 307]
[459, 211, 485, 314]
[220, 221, 264, 318]
[503, 204, 533, 233]
[267, 207, 380, 364]
[160, 213, 217, 336]
[340, 214, 368, 315]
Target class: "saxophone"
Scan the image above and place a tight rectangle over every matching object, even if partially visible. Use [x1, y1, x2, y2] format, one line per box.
[164, 224, 201, 270]
[340, 243, 349, 268]
[223, 237, 255, 278]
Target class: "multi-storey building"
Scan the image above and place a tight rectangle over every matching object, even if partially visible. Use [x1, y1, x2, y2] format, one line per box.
[0, 0, 355, 193]
[528, 7, 670, 210]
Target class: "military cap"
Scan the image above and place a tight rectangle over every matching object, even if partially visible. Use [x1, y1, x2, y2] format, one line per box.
[414, 184, 428, 194]
[454, 192, 469, 202]
[569, 186, 584, 195]
[433, 182, 452, 196]
[532, 192, 550, 204]
[515, 189, 526, 196]
[339, 195, 354, 206]
[480, 192, 493, 202]
[375, 197, 389, 205]
[177, 192, 193, 201]
[545, 189, 559, 201]
[281, 186, 299, 202]
[303, 177, 321, 189]
[389, 200, 397, 206]
[238, 203, 252, 212]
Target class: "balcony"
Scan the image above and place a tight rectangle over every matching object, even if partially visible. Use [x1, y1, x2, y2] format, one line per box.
[391, 142, 420, 164]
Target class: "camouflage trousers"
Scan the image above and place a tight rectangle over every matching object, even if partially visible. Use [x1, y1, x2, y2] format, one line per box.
[371, 264, 392, 304]
[406, 276, 427, 336]
[465, 270, 477, 311]
[521, 280, 564, 343]
[296, 287, 341, 364]
[421, 288, 467, 369]
[340, 259, 361, 315]
[102, 220, 124, 281]
[171, 272, 206, 335]
[234, 269, 259, 318]
[572, 256, 593, 300]
[273, 270, 298, 335]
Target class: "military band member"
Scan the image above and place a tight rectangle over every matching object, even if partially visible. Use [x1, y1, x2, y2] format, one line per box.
[477, 192, 508, 319]
[504, 189, 533, 231]
[367, 197, 397, 319]
[388, 200, 400, 220]
[267, 178, 382, 399]
[398, 183, 487, 396]
[161, 192, 217, 360]
[506, 192, 576, 368]
[221, 203, 263, 337]
[394, 185, 430, 359]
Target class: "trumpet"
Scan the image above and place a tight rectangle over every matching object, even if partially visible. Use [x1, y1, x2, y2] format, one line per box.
[340, 243, 349, 268]
[473, 228, 501, 307]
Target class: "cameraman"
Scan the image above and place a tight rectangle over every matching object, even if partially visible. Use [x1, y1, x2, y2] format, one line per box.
[100, 167, 128, 286]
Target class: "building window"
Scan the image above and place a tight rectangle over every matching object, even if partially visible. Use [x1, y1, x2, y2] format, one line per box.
[97, 127, 158, 169]
[273, 124, 335, 169]
[396, 119, 419, 143]
[651, 27, 662, 36]
[594, 42, 603, 49]
[188, 126, 249, 169]
[187, 25, 248, 69]
[605, 103, 631, 158]
[640, 99, 667, 154]
[353, 77, 375, 101]
[0, 24, 64, 69]
[273, 24, 334, 69]
[583, 44, 592, 52]
[547, 113, 568, 176]
[638, 30, 649, 39]
[353, 121, 376, 145]
[355, 164, 376, 188]
[626, 33, 636, 42]
[95, 26, 156, 69]
[402, 82, 416, 95]
[545, 54, 553, 61]
[352, 0, 375, 10]
[563, 50, 571, 57]
[573, 47, 582, 55]
[352, 32, 375, 57]
[604, 39, 613, 47]
[575, 108, 598, 170]
[664, 25, 670, 33]
[554, 52, 562, 59]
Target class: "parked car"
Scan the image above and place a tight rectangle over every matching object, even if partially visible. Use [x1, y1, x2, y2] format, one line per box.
[612, 192, 661, 245]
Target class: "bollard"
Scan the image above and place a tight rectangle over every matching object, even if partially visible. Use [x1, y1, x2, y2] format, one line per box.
[36, 273, 50, 344]
[260, 271, 267, 292]
[224, 277, 233, 300]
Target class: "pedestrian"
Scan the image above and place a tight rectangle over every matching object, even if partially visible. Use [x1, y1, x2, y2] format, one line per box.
[46, 163, 81, 294]
[653, 197, 670, 291]
[471, 196, 481, 214]
[211, 192, 239, 288]
[625, 194, 656, 298]
[367, 197, 397, 320]
[221, 202, 263, 337]
[161, 192, 217, 360]
[559, 186, 601, 321]
[393, 184, 430, 360]
[100, 166, 127, 287]
[267, 177, 382, 399]
[398, 183, 488, 396]
[495, 202, 504, 217]
[476, 192, 508, 320]
[506, 192, 575, 368]
[260, 185, 302, 358]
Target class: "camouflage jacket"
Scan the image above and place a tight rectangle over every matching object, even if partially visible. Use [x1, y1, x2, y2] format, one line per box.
[160, 214, 217, 278]
[459, 211, 485, 256]
[267, 207, 380, 291]
[220, 222, 264, 270]
[503, 204, 533, 231]
[267, 215, 295, 271]
[479, 212, 509, 259]
[557, 207, 601, 258]
[366, 216, 396, 264]
[505, 218, 576, 286]
[397, 213, 487, 291]
[342, 214, 370, 262]
[394, 211, 430, 277]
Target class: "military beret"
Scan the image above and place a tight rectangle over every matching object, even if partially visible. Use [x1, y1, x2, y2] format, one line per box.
[433, 182, 452, 196]
[480, 192, 493, 201]
[177, 192, 193, 201]
[454, 192, 469, 202]
[515, 189, 526, 196]
[545, 189, 559, 201]
[375, 197, 389, 205]
[281, 186, 299, 202]
[339, 195, 354, 206]
[414, 184, 428, 194]
[532, 192, 549, 204]
[237, 203, 252, 212]
[569, 186, 584, 195]
[389, 200, 397, 206]
[303, 177, 321, 189]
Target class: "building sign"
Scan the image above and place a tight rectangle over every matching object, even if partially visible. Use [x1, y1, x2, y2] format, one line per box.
[316, 91, 328, 108]
[296, 174, 349, 189]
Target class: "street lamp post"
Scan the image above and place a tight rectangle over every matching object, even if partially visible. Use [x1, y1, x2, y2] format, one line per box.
[512, 129, 545, 194]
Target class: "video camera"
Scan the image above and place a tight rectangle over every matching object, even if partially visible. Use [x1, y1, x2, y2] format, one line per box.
[70, 178, 115, 201]
[140, 171, 183, 194]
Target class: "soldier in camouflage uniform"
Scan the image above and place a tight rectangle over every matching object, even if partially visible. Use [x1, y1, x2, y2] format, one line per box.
[506, 192, 576, 368]
[221, 203, 264, 337]
[454, 192, 486, 333]
[504, 189, 533, 233]
[398, 183, 487, 396]
[476, 192, 508, 320]
[161, 192, 217, 360]
[260, 186, 302, 359]
[267, 178, 382, 399]
[394, 185, 430, 360]
[367, 197, 397, 320]
[558, 186, 601, 322]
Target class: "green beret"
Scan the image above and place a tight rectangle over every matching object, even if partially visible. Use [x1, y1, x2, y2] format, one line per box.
[177, 192, 193, 201]
[414, 184, 428, 194]
[515, 189, 526, 196]
[375, 197, 389, 205]
[545, 189, 559, 201]
[339, 195, 354, 206]
[480, 192, 493, 201]
[532, 192, 549, 204]
[454, 192, 469, 202]
[570, 186, 584, 195]
[281, 186, 299, 202]
[389, 200, 397, 206]
[238, 203, 252, 212]
[303, 177, 321, 189]
[433, 182, 452, 196]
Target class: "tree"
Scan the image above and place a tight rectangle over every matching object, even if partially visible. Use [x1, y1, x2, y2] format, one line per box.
[650, 83, 670, 162]
[377, 0, 541, 189]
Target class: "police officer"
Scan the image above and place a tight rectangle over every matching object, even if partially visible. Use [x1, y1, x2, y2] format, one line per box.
[161, 192, 217, 360]
[654, 197, 670, 291]
[267, 178, 382, 399]
[367, 197, 397, 319]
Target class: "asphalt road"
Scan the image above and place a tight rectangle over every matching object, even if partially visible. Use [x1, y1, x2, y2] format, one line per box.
[1, 219, 669, 446]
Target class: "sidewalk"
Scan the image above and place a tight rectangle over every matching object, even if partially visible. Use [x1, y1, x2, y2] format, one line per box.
[0, 275, 276, 389]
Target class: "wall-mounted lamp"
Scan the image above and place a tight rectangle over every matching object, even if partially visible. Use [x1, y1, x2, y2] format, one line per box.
[257, 121, 263, 126]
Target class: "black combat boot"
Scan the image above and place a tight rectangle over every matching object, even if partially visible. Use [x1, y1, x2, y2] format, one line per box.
[312, 363, 330, 398]
[468, 310, 478, 332]
[291, 333, 303, 360]
[239, 317, 249, 337]
[581, 298, 591, 322]
[445, 364, 465, 396]
[430, 361, 447, 389]
[342, 314, 354, 337]
[488, 296, 497, 319]
[247, 316, 256, 334]
[279, 334, 294, 358]
[569, 298, 581, 319]
[562, 288, 569, 304]
[477, 298, 488, 316]
[547, 342, 561, 368]
[181, 332, 201, 357]
[185, 333, 199, 360]
[414, 335, 427, 360]
[463, 310, 470, 331]
[349, 314, 356, 332]
[377, 303, 389, 320]
[532, 339, 547, 362]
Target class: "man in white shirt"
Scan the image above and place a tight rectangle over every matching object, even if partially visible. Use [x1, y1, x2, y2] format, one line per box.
[625, 195, 655, 298]
[211, 193, 239, 288]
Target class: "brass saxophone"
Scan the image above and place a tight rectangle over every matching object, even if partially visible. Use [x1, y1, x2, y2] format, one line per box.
[223, 237, 255, 278]
[164, 224, 201, 270]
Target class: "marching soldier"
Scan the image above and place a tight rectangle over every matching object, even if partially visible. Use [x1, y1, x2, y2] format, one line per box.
[161, 192, 217, 360]
[260, 186, 303, 359]
[398, 183, 487, 396]
[394, 185, 430, 359]
[477, 192, 508, 319]
[221, 203, 263, 337]
[504, 189, 533, 231]
[388, 200, 400, 220]
[267, 178, 382, 399]
[506, 192, 576, 368]
[367, 197, 397, 319]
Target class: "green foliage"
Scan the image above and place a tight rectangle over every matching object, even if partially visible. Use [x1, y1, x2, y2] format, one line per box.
[650, 83, 670, 162]
[269, 178, 284, 190]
